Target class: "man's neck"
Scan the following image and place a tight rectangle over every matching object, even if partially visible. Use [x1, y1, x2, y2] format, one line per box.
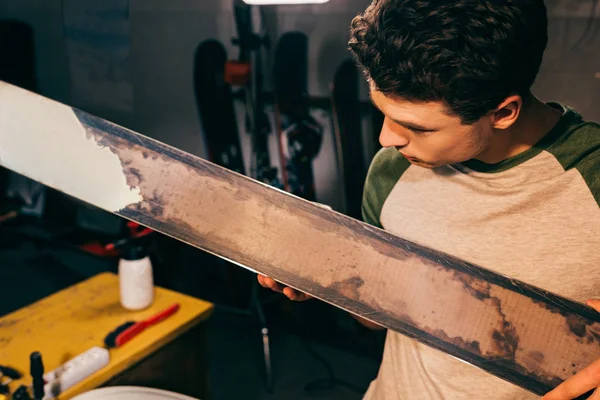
[475, 95, 563, 164]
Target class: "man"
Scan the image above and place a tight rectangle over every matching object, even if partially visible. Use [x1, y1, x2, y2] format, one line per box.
[259, 0, 600, 398]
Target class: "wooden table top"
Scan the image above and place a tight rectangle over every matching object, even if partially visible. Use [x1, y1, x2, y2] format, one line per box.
[0, 272, 214, 399]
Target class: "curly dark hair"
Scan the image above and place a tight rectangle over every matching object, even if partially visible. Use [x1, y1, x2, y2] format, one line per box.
[348, 0, 548, 124]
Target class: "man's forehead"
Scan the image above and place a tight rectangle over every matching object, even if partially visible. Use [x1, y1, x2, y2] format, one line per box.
[369, 90, 456, 125]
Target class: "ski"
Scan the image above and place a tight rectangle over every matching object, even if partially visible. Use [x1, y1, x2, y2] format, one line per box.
[1, 81, 599, 398]
[330, 59, 366, 219]
[273, 32, 323, 201]
[193, 39, 245, 175]
[232, 0, 280, 188]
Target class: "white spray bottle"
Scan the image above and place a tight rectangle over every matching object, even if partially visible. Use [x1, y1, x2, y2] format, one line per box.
[118, 243, 154, 310]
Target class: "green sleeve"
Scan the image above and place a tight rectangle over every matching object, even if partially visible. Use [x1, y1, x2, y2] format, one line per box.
[546, 120, 600, 206]
[361, 147, 411, 228]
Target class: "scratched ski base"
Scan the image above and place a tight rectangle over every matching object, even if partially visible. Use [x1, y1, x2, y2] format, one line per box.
[1, 81, 599, 397]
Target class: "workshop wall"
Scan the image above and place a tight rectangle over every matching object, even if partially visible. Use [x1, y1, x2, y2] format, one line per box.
[534, 0, 600, 123]
[1, 0, 599, 213]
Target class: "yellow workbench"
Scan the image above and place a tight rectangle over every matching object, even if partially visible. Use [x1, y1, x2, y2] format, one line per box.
[0, 272, 214, 399]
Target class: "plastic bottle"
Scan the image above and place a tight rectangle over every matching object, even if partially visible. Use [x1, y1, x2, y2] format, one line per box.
[118, 244, 154, 310]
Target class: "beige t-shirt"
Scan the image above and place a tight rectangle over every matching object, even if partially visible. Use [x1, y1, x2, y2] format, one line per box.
[361, 104, 600, 399]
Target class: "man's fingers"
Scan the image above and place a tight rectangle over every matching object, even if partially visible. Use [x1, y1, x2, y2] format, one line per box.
[257, 274, 266, 287]
[258, 274, 311, 301]
[257, 274, 275, 290]
[543, 358, 600, 400]
[257, 275, 285, 293]
[283, 287, 297, 300]
[589, 388, 600, 400]
[283, 287, 311, 301]
[258, 274, 289, 294]
[587, 299, 600, 312]
[542, 299, 600, 400]
[265, 277, 284, 293]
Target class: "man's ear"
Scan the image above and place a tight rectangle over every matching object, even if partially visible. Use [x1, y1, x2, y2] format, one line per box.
[490, 95, 523, 130]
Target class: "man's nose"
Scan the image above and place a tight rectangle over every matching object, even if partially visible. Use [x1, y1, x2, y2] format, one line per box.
[379, 121, 409, 148]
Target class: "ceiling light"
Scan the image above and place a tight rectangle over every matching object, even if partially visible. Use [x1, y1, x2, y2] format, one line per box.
[243, 0, 329, 4]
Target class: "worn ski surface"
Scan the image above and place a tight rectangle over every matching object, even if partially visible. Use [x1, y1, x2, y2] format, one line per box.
[1, 81, 599, 397]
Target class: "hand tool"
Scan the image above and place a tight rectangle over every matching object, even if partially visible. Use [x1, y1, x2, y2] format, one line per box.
[29, 352, 44, 400]
[103, 303, 180, 348]
[0, 366, 23, 399]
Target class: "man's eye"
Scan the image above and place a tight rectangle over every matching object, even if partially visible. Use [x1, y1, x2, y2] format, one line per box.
[409, 127, 431, 135]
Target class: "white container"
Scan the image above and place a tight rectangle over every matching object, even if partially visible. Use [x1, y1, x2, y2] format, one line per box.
[43, 347, 110, 399]
[118, 245, 154, 310]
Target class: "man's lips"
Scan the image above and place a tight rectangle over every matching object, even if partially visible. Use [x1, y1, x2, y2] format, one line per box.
[400, 153, 419, 161]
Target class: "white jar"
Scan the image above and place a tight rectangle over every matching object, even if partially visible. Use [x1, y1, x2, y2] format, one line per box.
[118, 245, 154, 310]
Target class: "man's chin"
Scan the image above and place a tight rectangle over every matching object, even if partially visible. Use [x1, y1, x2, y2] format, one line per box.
[398, 151, 452, 169]
[406, 159, 438, 169]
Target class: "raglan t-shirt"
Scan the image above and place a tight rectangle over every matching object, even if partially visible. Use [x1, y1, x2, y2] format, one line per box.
[361, 103, 600, 400]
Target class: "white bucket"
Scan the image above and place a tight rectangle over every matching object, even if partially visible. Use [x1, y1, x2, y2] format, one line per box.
[71, 386, 201, 400]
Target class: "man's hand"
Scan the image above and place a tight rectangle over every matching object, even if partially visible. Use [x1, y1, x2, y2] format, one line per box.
[543, 299, 600, 400]
[257, 274, 312, 301]
[257, 274, 384, 330]
[257, 202, 329, 302]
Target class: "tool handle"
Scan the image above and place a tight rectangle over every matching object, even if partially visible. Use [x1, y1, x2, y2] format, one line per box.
[115, 322, 146, 347]
[0, 365, 22, 379]
[145, 303, 180, 326]
[115, 303, 180, 347]
[30, 352, 44, 400]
